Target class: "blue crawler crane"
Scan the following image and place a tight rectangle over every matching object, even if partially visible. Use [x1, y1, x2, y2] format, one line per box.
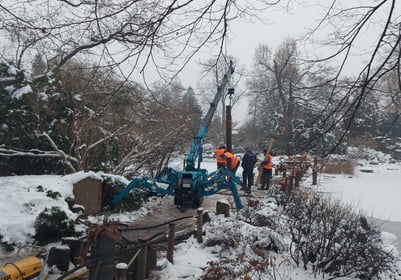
[113, 61, 243, 211]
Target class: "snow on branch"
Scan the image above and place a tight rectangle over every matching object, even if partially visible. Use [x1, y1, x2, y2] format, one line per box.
[86, 125, 128, 152]
[38, 132, 77, 172]
[0, 147, 75, 160]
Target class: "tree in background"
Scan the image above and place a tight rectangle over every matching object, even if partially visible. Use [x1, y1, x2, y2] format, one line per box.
[178, 87, 202, 148]
[2, 0, 400, 165]
[0, 0, 280, 174]
[307, 0, 401, 152]
[237, 1, 401, 156]
[245, 39, 341, 155]
[1, 58, 204, 176]
[373, 69, 401, 158]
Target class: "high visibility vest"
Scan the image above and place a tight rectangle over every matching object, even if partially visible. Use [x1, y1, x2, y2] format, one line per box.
[215, 148, 226, 164]
[224, 152, 239, 170]
[262, 154, 273, 170]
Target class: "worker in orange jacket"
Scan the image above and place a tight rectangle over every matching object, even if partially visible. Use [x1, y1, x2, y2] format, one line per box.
[259, 150, 273, 190]
[222, 151, 240, 175]
[215, 145, 227, 168]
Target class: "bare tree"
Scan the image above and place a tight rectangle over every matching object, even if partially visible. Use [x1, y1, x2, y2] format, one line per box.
[246, 36, 355, 155]
[0, 0, 282, 84]
[0, 0, 286, 174]
[307, 0, 401, 152]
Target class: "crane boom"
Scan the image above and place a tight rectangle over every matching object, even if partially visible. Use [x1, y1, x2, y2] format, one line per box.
[185, 61, 234, 171]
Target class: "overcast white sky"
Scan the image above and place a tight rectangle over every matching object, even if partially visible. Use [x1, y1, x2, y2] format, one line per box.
[171, 0, 393, 124]
[171, 2, 335, 123]
[177, 2, 326, 88]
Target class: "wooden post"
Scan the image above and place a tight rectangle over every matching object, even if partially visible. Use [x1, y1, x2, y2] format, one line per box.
[289, 174, 294, 189]
[146, 245, 157, 278]
[312, 170, 317, 185]
[216, 201, 230, 217]
[136, 244, 147, 280]
[197, 208, 203, 243]
[47, 246, 70, 273]
[88, 232, 115, 280]
[61, 237, 84, 265]
[167, 223, 176, 263]
[226, 105, 232, 152]
[115, 263, 128, 280]
[295, 167, 301, 188]
[312, 157, 318, 185]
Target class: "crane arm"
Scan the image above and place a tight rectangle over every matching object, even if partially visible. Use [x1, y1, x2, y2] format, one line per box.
[185, 61, 234, 171]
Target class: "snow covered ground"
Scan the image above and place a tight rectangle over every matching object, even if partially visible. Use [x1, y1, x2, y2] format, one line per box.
[310, 161, 401, 222]
[0, 153, 401, 279]
[303, 158, 401, 253]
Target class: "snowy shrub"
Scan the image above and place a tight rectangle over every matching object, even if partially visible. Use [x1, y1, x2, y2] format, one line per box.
[201, 252, 292, 280]
[347, 147, 395, 163]
[201, 204, 289, 279]
[33, 206, 76, 245]
[202, 255, 292, 280]
[282, 188, 394, 279]
[202, 216, 243, 250]
[240, 197, 280, 230]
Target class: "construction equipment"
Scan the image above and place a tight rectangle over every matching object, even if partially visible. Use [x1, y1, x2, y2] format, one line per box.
[0, 255, 44, 280]
[113, 61, 243, 211]
[0, 245, 49, 280]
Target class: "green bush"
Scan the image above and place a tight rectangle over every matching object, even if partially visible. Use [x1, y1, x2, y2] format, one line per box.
[46, 190, 61, 199]
[36, 185, 61, 199]
[33, 206, 76, 245]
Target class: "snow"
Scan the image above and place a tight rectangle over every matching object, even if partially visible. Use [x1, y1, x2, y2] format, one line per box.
[153, 239, 218, 279]
[1, 154, 401, 279]
[11, 84, 33, 99]
[307, 162, 401, 222]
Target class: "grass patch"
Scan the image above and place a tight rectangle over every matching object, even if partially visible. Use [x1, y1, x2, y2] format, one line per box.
[321, 160, 355, 175]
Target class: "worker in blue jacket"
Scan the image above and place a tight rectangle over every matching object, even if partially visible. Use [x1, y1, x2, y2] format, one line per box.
[241, 147, 257, 193]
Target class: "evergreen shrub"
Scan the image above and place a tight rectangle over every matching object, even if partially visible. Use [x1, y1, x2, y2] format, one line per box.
[33, 206, 76, 245]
